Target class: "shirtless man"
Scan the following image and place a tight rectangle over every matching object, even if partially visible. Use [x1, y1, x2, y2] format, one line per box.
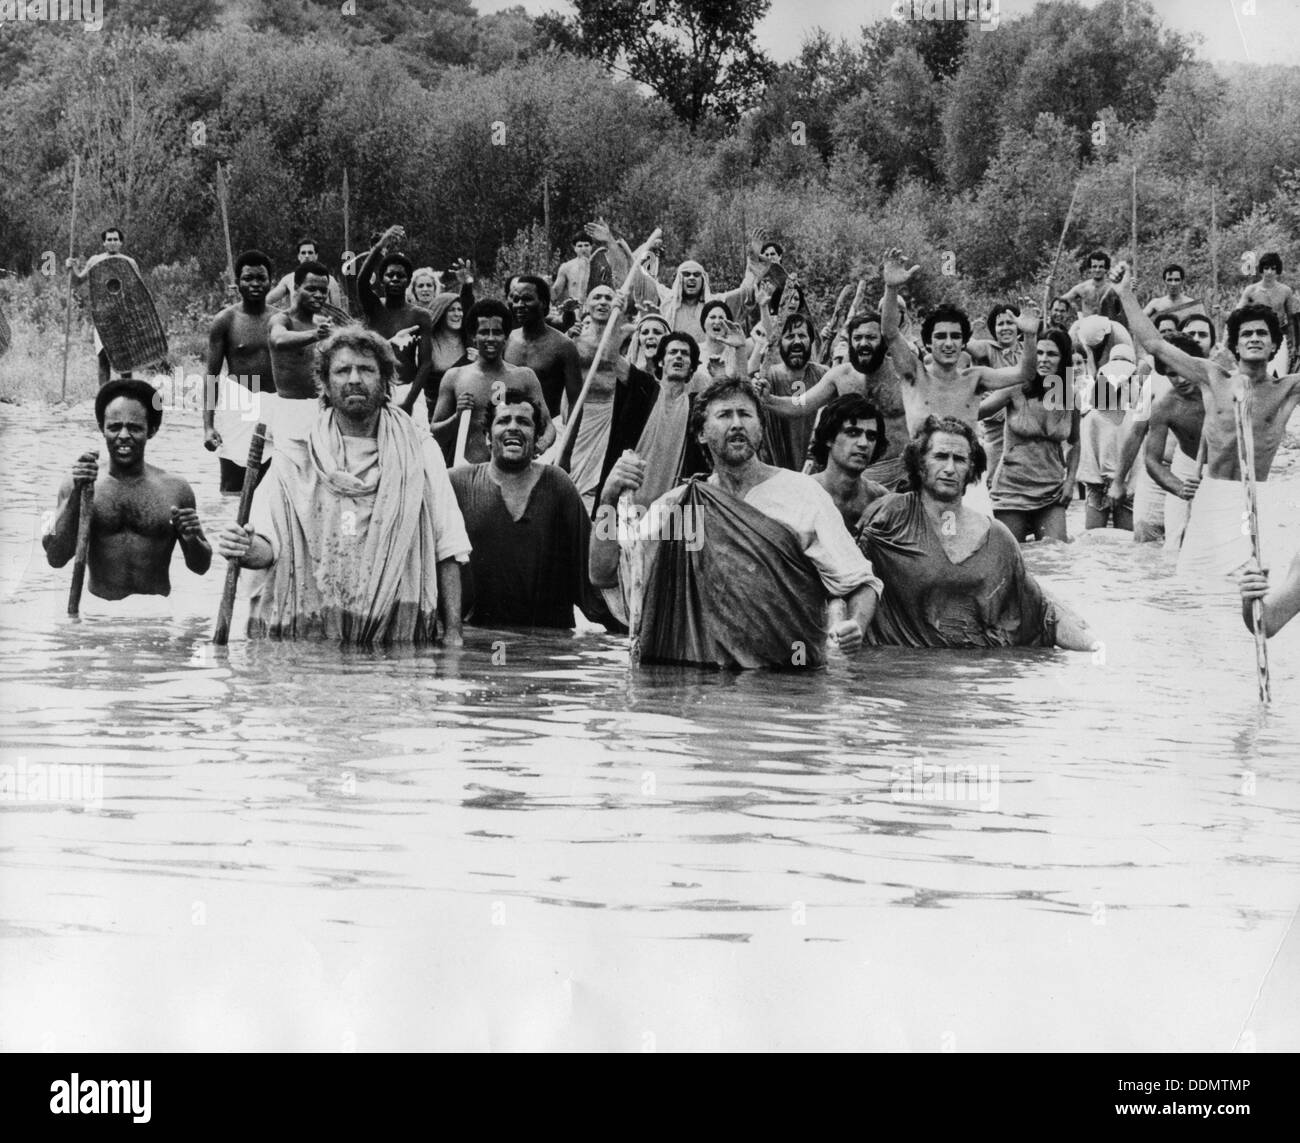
[265, 237, 345, 310]
[882, 250, 1039, 431]
[505, 275, 582, 418]
[1237, 252, 1299, 369]
[66, 226, 139, 386]
[809, 394, 891, 530]
[204, 249, 275, 493]
[1144, 263, 1207, 326]
[1114, 263, 1300, 578]
[1062, 250, 1118, 319]
[268, 260, 335, 441]
[432, 299, 554, 465]
[44, 379, 211, 600]
[762, 313, 908, 485]
[358, 225, 435, 401]
[1135, 334, 1206, 550]
[552, 234, 593, 308]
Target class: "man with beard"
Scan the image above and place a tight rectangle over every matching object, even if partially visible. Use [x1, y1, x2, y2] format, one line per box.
[762, 313, 910, 486]
[809, 395, 891, 529]
[357, 225, 435, 403]
[215, 328, 469, 646]
[590, 377, 882, 669]
[268, 260, 336, 443]
[204, 249, 275, 493]
[857, 417, 1095, 650]
[750, 312, 823, 470]
[1114, 265, 1300, 579]
[450, 391, 603, 629]
[431, 300, 553, 466]
[601, 223, 760, 343]
[504, 275, 582, 418]
[46, 380, 212, 601]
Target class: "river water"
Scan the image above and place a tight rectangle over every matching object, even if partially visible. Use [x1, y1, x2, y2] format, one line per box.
[1, 400, 1296, 1051]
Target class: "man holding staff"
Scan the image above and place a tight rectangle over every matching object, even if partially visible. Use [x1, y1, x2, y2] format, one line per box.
[1113, 265, 1300, 580]
[215, 328, 469, 646]
[45, 379, 211, 601]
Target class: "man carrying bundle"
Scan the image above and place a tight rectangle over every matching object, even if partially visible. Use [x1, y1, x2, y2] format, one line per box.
[589, 377, 882, 669]
[215, 328, 470, 646]
[45, 379, 212, 600]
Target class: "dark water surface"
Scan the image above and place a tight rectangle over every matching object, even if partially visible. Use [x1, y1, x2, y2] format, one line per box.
[1, 401, 1297, 1050]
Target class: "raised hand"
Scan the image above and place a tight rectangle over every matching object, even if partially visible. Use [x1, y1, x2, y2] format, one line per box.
[881, 248, 920, 289]
[450, 258, 474, 285]
[718, 318, 748, 348]
[584, 218, 613, 246]
[1110, 261, 1134, 295]
[1014, 299, 1043, 334]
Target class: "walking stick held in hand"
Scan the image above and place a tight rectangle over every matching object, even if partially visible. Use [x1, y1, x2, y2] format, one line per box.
[60, 155, 81, 402]
[1232, 386, 1270, 703]
[212, 423, 268, 645]
[551, 227, 662, 464]
[67, 480, 94, 617]
[616, 478, 644, 665]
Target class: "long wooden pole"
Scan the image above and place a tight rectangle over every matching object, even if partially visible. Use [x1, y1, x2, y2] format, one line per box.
[452, 408, 471, 467]
[215, 162, 235, 290]
[67, 483, 94, 617]
[342, 167, 350, 257]
[1233, 388, 1270, 703]
[1210, 183, 1219, 328]
[212, 423, 268, 645]
[1131, 166, 1138, 283]
[551, 226, 662, 464]
[60, 155, 81, 401]
[1043, 177, 1083, 315]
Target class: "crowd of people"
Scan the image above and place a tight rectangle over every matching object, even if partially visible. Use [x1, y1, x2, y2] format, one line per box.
[45, 221, 1300, 666]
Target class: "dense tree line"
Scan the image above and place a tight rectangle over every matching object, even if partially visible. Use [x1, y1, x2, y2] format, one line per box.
[2, 0, 1299, 328]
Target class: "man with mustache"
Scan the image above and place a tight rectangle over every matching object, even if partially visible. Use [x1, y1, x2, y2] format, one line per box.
[204, 249, 276, 493]
[215, 328, 470, 646]
[45, 379, 212, 602]
[750, 312, 822, 471]
[858, 417, 1096, 650]
[761, 312, 909, 486]
[450, 391, 604, 629]
[590, 377, 882, 669]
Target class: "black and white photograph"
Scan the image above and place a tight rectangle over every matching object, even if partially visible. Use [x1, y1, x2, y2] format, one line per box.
[0, 0, 1296, 1080]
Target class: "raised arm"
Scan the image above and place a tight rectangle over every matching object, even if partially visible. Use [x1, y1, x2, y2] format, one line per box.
[974, 304, 1041, 392]
[880, 248, 922, 383]
[358, 225, 404, 320]
[1113, 264, 1214, 388]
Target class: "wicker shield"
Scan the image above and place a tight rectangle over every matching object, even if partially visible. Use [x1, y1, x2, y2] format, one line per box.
[87, 255, 168, 372]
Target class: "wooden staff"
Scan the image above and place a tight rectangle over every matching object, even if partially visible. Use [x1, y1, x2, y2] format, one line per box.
[67, 483, 94, 617]
[215, 162, 235, 290]
[342, 167, 350, 257]
[1130, 166, 1138, 282]
[1209, 183, 1219, 324]
[212, 423, 268, 646]
[1043, 178, 1083, 315]
[617, 484, 644, 664]
[1232, 387, 1270, 703]
[452, 408, 471, 467]
[550, 227, 662, 464]
[60, 155, 81, 402]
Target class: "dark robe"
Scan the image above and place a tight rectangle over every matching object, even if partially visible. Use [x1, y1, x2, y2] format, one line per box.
[559, 363, 710, 514]
[858, 492, 1057, 648]
[450, 464, 606, 628]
